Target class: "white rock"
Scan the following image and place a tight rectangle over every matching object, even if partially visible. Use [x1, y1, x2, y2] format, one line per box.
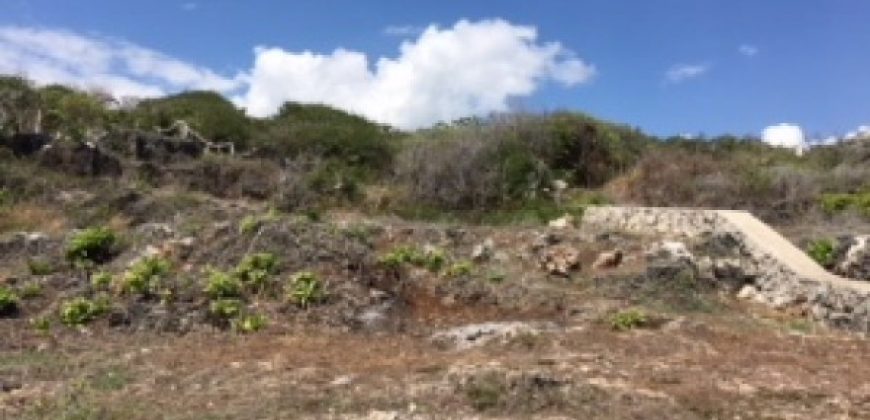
[548, 214, 575, 229]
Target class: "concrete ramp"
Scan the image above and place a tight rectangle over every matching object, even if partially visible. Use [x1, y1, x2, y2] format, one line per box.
[717, 210, 870, 293]
[583, 206, 870, 331]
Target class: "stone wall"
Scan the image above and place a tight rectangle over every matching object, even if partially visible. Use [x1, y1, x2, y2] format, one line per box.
[582, 206, 870, 333]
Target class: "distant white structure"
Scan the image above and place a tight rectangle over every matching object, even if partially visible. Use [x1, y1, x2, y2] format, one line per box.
[762, 123, 806, 156]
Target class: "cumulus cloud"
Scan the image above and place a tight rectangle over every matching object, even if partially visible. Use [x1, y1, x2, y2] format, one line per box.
[0, 20, 595, 129]
[238, 19, 595, 128]
[738, 44, 759, 57]
[845, 125, 870, 140]
[664, 63, 709, 84]
[0, 26, 242, 98]
[761, 123, 806, 155]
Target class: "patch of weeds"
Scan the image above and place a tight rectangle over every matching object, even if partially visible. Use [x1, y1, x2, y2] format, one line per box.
[18, 281, 42, 299]
[209, 298, 243, 321]
[31, 316, 51, 334]
[239, 211, 279, 235]
[59, 296, 110, 326]
[91, 271, 112, 290]
[66, 227, 118, 265]
[341, 223, 377, 242]
[446, 260, 474, 277]
[806, 238, 835, 268]
[117, 256, 171, 296]
[463, 374, 507, 412]
[90, 366, 131, 391]
[785, 318, 815, 334]
[287, 271, 326, 308]
[820, 192, 870, 217]
[609, 309, 649, 331]
[0, 286, 20, 316]
[27, 258, 55, 275]
[233, 313, 267, 333]
[486, 271, 506, 283]
[233, 252, 279, 293]
[379, 245, 446, 272]
[204, 269, 243, 299]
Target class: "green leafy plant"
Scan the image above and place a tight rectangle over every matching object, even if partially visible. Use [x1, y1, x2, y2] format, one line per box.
[205, 270, 243, 299]
[59, 296, 109, 326]
[209, 298, 243, 320]
[233, 313, 267, 333]
[378, 245, 446, 272]
[118, 256, 171, 295]
[31, 316, 50, 334]
[66, 227, 117, 265]
[18, 282, 42, 299]
[233, 252, 279, 292]
[807, 239, 836, 268]
[0, 286, 19, 316]
[27, 258, 54, 276]
[609, 309, 648, 331]
[91, 271, 112, 290]
[446, 260, 474, 277]
[287, 271, 326, 308]
[239, 215, 262, 235]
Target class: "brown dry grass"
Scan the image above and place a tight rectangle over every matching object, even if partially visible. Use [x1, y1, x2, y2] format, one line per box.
[0, 202, 67, 235]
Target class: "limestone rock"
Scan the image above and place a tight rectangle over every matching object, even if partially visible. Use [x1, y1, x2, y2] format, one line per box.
[835, 235, 870, 280]
[645, 240, 695, 264]
[471, 238, 494, 262]
[548, 214, 575, 229]
[540, 245, 581, 276]
[592, 249, 623, 270]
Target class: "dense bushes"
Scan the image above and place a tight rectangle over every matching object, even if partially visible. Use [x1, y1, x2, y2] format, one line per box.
[396, 113, 650, 212]
[130, 91, 251, 147]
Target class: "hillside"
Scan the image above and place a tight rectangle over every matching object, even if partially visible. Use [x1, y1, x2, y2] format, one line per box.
[2, 77, 870, 418]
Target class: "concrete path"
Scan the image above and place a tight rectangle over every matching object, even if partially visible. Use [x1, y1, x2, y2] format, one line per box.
[718, 210, 870, 293]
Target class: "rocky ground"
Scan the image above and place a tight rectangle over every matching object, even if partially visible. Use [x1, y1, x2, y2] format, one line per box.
[3, 200, 870, 419]
[1, 135, 870, 418]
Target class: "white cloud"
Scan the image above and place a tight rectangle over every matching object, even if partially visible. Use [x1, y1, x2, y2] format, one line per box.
[738, 44, 759, 57]
[665, 63, 709, 84]
[181, 2, 198, 11]
[844, 124, 870, 140]
[761, 123, 806, 155]
[237, 19, 596, 128]
[383, 25, 423, 37]
[0, 20, 595, 129]
[0, 26, 242, 98]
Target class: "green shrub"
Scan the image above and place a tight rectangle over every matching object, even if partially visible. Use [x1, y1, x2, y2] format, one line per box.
[820, 192, 870, 217]
[18, 282, 42, 299]
[446, 260, 474, 277]
[0, 286, 19, 315]
[91, 271, 112, 290]
[209, 298, 243, 320]
[233, 313, 267, 333]
[234, 252, 279, 292]
[59, 296, 109, 326]
[205, 270, 243, 299]
[118, 256, 171, 295]
[31, 316, 50, 333]
[239, 215, 262, 235]
[378, 245, 446, 272]
[66, 227, 117, 265]
[27, 258, 54, 275]
[807, 239, 836, 267]
[609, 309, 648, 331]
[287, 271, 326, 308]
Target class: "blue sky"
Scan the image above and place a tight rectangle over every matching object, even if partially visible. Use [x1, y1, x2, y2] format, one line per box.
[2, 0, 868, 138]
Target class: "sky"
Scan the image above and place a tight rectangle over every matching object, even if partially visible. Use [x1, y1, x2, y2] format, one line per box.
[1, 0, 868, 143]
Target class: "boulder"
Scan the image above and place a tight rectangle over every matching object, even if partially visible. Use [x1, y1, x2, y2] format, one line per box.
[592, 248, 623, 270]
[539, 245, 581, 276]
[38, 140, 122, 177]
[645, 240, 695, 264]
[548, 214, 575, 229]
[471, 238, 494, 262]
[835, 235, 870, 280]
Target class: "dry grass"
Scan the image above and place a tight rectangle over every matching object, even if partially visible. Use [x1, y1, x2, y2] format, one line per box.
[0, 202, 67, 235]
